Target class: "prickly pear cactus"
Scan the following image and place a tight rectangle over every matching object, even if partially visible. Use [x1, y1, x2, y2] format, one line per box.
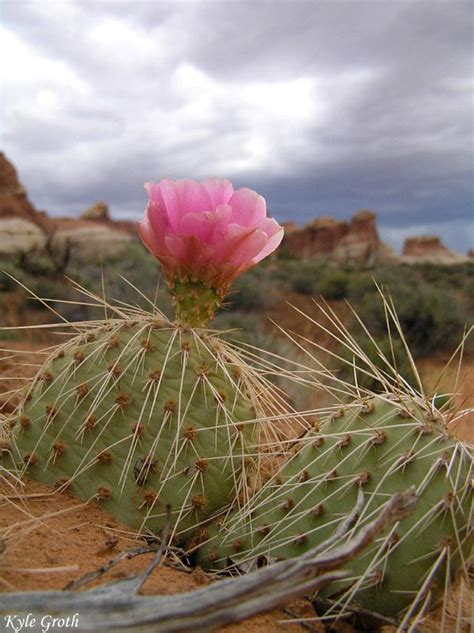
[7, 315, 261, 542]
[197, 396, 473, 619]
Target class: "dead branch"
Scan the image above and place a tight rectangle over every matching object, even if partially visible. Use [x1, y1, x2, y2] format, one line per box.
[0, 488, 417, 632]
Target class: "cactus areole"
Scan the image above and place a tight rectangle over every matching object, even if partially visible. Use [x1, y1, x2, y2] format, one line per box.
[137, 178, 284, 326]
[197, 397, 473, 619]
[6, 178, 284, 544]
[10, 317, 263, 542]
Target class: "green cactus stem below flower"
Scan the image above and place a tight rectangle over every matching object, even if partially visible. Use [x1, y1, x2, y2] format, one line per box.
[169, 280, 226, 327]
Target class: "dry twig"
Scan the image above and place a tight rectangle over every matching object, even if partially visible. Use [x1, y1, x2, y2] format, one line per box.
[0, 489, 416, 632]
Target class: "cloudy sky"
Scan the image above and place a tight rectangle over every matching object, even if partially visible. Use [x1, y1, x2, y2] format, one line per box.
[1, 0, 473, 253]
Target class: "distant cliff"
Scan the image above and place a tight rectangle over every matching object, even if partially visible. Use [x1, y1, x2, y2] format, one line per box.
[281, 210, 396, 265]
[401, 236, 469, 265]
[0, 153, 134, 260]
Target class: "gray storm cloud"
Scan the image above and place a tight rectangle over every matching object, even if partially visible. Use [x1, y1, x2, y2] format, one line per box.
[1, 0, 472, 253]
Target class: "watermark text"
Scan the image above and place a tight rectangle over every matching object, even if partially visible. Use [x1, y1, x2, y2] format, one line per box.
[4, 613, 79, 633]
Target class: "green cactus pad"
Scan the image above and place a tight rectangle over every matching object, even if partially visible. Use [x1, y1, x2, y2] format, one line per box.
[197, 396, 473, 619]
[8, 317, 261, 542]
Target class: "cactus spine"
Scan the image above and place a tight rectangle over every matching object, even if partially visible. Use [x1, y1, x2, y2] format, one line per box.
[196, 396, 473, 619]
[7, 313, 270, 542]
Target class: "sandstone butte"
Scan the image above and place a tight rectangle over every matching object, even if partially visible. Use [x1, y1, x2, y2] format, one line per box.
[402, 236, 469, 264]
[281, 212, 396, 265]
[0, 153, 135, 261]
[0, 152, 470, 265]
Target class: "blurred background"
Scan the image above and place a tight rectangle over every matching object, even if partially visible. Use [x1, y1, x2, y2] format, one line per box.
[1, 0, 473, 251]
[0, 1, 473, 429]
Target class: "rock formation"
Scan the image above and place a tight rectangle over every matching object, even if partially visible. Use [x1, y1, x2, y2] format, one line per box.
[0, 218, 47, 256]
[0, 153, 50, 255]
[0, 152, 27, 200]
[80, 201, 110, 222]
[0, 153, 134, 260]
[49, 219, 133, 262]
[282, 210, 396, 265]
[401, 236, 468, 265]
[281, 221, 299, 234]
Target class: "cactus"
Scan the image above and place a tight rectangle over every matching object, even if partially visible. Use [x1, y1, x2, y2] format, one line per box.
[196, 395, 473, 620]
[6, 313, 270, 542]
[2, 174, 471, 630]
[2, 177, 288, 543]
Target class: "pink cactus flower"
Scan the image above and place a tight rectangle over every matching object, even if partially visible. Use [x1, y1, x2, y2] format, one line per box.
[138, 178, 284, 292]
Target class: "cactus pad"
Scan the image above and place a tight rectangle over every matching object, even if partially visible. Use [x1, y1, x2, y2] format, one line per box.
[197, 396, 473, 619]
[8, 316, 261, 541]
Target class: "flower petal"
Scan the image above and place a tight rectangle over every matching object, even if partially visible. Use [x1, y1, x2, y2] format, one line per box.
[202, 178, 234, 207]
[144, 181, 163, 203]
[230, 230, 268, 267]
[229, 188, 267, 227]
[145, 201, 171, 248]
[253, 225, 284, 263]
[177, 213, 213, 242]
[178, 205, 232, 243]
[139, 177, 283, 290]
[146, 178, 212, 230]
[137, 215, 163, 259]
[165, 234, 215, 269]
[258, 216, 283, 238]
[214, 224, 268, 268]
[174, 178, 212, 215]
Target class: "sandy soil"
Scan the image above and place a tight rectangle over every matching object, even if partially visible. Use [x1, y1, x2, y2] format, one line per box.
[0, 478, 314, 632]
[0, 477, 471, 633]
[417, 351, 474, 444]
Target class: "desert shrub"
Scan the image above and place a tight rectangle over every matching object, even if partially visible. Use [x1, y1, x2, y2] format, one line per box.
[346, 267, 407, 300]
[277, 259, 329, 295]
[215, 310, 314, 410]
[357, 285, 467, 357]
[275, 246, 297, 262]
[214, 311, 265, 342]
[464, 277, 474, 312]
[226, 269, 278, 312]
[287, 264, 350, 299]
[337, 334, 420, 394]
[215, 311, 292, 360]
[290, 273, 315, 295]
[0, 328, 19, 341]
[435, 262, 474, 295]
[65, 242, 172, 317]
[0, 260, 31, 291]
[23, 276, 80, 316]
[26, 276, 70, 300]
[345, 273, 376, 300]
[318, 269, 349, 300]
[346, 263, 473, 317]
[414, 262, 443, 285]
[214, 312, 290, 368]
[390, 263, 474, 297]
[104, 240, 158, 269]
[20, 252, 59, 276]
[413, 262, 473, 287]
